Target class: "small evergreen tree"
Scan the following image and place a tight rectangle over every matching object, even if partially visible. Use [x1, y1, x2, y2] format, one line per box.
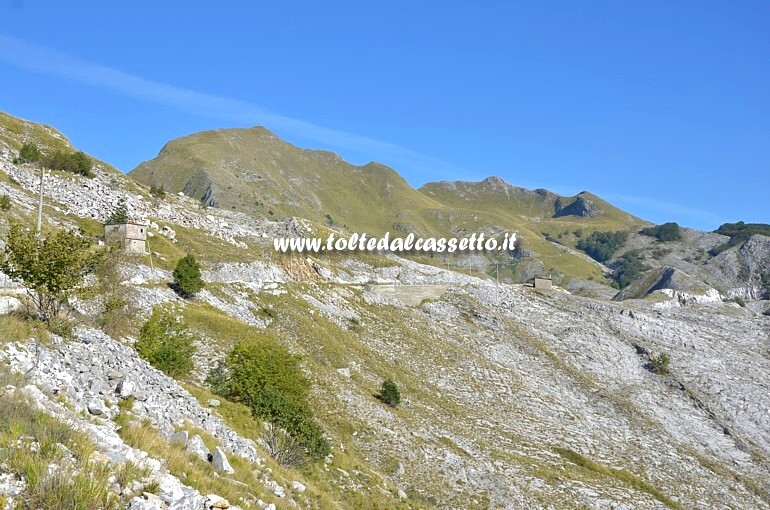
[136, 307, 196, 378]
[378, 378, 401, 407]
[150, 184, 166, 199]
[0, 194, 11, 211]
[172, 254, 204, 298]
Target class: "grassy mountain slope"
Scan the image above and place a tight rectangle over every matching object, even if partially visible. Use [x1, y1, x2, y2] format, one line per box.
[0, 111, 122, 175]
[129, 127, 645, 282]
[129, 127, 445, 235]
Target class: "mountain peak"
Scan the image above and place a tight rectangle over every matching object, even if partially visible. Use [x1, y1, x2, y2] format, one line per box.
[481, 175, 510, 188]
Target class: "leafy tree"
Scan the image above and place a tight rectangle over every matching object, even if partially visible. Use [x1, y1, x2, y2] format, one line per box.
[0, 223, 105, 325]
[641, 222, 682, 242]
[15, 142, 41, 164]
[107, 198, 129, 224]
[0, 194, 11, 211]
[218, 337, 330, 460]
[172, 254, 204, 298]
[136, 307, 196, 378]
[378, 379, 401, 407]
[576, 231, 628, 262]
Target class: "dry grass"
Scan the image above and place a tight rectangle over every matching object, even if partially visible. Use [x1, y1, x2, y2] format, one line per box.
[116, 417, 276, 508]
[0, 311, 47, 345]
[0, 368, 126, 509]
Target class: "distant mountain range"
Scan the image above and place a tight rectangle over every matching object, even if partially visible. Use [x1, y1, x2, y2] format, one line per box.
[3, 110, 769, 299]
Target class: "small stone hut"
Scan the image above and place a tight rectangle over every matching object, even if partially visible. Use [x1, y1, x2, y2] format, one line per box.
[104, 222, 147, 254]
[534, 277, 553, 290]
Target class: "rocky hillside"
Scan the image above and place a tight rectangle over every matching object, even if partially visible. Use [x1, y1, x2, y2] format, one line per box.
[0, 111, 769, 509]
[599, 227, 770, 302]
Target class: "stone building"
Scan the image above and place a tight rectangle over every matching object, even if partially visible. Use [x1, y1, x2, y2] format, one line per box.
[104, 222, 147, 254]
[534, 277, 553, 290]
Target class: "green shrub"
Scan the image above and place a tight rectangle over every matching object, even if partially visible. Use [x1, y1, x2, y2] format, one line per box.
[650, 353, 670, 375]
[172, 254, 204, 298]
[0, 194, 11, 211]
[218, 337, 330, 461]
[611, 250, 648, 289]
[641, 222, 682, 242]
[576, 231, 628, 262]
[14, 142, 41, 164]
[378, 379, 401, 407]
[94, 249, 137, 339]
[136, 307, 196, 378]
[44, 150, 94, 177]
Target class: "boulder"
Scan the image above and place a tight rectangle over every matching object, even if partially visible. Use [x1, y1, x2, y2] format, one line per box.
[206, 494, 230, 509]
[170, 430, 189, 446]
[187, 434, 211, 462]
[116, 379, 135, 398]
[266, 480, 285, 498]
[211, 447, 234, 474]
[87, 399, 109, 416]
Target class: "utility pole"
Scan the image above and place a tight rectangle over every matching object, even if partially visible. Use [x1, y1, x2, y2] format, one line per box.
[496, 264, 499, 285]
[36, 166, 44, 233]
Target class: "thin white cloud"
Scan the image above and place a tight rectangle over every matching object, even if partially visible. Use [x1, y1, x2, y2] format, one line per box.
[0, 34, 725, 228]
[598, 191, 722, 228]
[0, 33, 465, 179]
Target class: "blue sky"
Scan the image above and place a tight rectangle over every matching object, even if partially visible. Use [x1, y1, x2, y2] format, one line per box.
[1, 1, 768, 230]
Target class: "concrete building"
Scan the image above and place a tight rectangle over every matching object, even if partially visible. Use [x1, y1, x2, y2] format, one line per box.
[104, 222, 147, 254]
[534, 277, 553, 290]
